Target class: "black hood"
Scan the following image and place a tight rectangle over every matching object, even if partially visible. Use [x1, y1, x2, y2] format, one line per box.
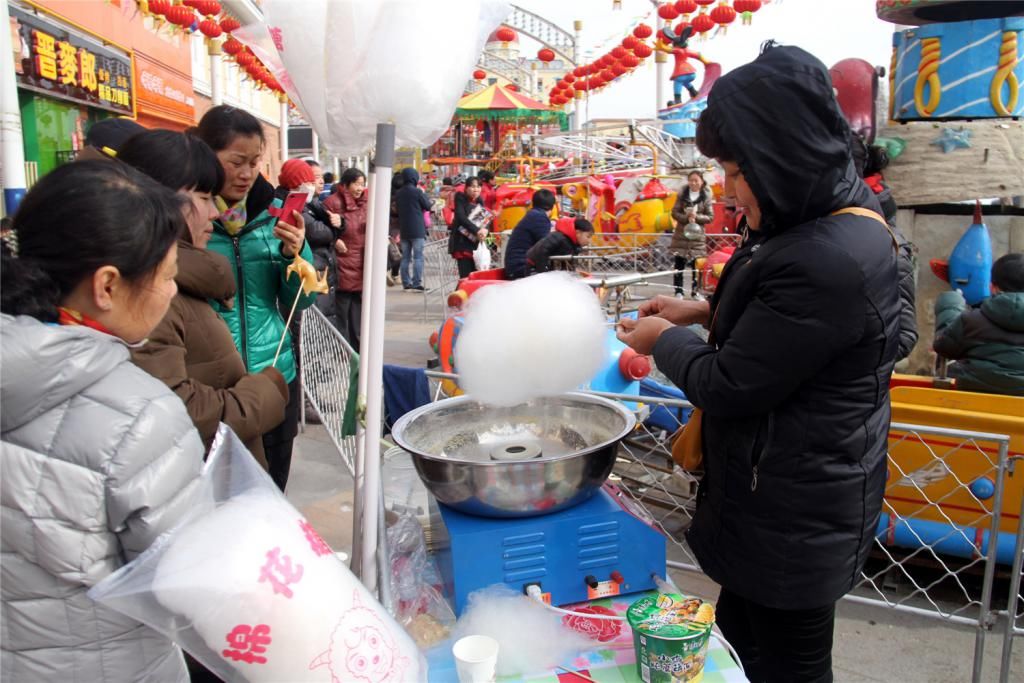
[400, 167, 420, 186]
[704, 44, 876, 234]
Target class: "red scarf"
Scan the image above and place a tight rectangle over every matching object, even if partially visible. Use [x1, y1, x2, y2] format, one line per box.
[57, 307, 114, 335]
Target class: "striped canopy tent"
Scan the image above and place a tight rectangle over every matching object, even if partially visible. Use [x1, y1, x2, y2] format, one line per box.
[455, 83, 567, 127]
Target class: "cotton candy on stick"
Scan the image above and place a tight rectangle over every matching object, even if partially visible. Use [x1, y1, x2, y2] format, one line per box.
[454, 272, 608, 406]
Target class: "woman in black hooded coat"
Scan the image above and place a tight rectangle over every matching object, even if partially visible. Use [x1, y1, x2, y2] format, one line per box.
[617, 44, 901, 682]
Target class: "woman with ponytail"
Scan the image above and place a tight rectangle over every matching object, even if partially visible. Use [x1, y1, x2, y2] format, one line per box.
[1, 161, 205, 681]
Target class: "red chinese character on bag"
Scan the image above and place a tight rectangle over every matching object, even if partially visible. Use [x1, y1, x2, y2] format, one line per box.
[222, 623, 271, 664]
[299, 519, 333, 556]
[258, 547, 304, 598]
[269, 26, 284, 52]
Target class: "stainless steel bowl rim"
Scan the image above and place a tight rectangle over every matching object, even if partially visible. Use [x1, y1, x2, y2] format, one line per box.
[391, 391, 636, 466]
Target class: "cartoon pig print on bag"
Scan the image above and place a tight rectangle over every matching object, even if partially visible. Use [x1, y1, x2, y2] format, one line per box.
[309, 591, 410, 683]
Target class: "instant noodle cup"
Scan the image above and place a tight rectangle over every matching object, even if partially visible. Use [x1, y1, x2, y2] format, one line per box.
[626, 593, 714, 683]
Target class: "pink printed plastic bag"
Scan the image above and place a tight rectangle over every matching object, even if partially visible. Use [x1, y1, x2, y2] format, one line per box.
[89, 426, 425, 683]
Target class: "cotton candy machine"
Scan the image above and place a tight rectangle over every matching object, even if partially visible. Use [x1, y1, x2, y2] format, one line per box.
[392, 393, 667, 614]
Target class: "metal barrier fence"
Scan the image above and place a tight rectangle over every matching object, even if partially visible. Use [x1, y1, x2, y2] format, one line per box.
[1000, 487, 1024, 683]
[299, 306, 359, 476]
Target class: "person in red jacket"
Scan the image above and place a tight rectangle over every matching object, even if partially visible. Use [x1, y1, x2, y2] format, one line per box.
[526, 217, 594, 275]
[324, 168, 368, 351]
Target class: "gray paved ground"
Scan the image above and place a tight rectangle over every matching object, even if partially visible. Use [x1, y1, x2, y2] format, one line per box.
[285, 287, 1023, 683]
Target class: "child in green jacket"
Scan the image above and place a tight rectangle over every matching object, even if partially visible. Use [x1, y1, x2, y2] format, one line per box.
[934, 253, 1024, 396]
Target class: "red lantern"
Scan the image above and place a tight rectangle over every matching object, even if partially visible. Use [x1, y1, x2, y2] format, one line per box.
[676, 0, 699, 13]
[236, 50, 255, 68]
[692, 12, 715, 33]
[711, 2, 737, 26]
[623, 54, 641, 68]
[197, 0, 221, 15]
[495, 26, 516, 43]
[735, 0, 762, 10]
[623, 35, 639, 50]
[601, 68, 615, 81]
[603, 54, 617, 67]
[633, 43, 654, 58]
[199, 17, 222, 38]
[472, 69, 486, 80]
[222, 37, 242, 55]
[148, 0, 170, 16]
[674, 20, 691, 35]
[219, 15, 241, 33]
[657, 4, 679, 21]
[611, 46, 627, 59]
[611, 64, 626, 77]
[168, 5, 195, 27]
[507, 83, 519, 91]
[695, 0, 715, 5]
[537, 48, 555, 63]
[634, 24, 653, 39]
[573, 79, 587, 91]
[563, 73, 576, 84]
[182, 0, 201, 8]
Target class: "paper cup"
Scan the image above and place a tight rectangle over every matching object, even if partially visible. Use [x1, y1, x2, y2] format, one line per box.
[452, 635, 499, 683]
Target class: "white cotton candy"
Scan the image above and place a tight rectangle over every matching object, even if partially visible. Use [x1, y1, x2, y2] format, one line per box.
[455, 272, 607, 406]
[152, 489, 423, 683]
[452, 586, 590, 677]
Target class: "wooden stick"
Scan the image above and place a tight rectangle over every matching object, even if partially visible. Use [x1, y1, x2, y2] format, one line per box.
[556, 666, 598, 682]
[272, 288, 303, 368]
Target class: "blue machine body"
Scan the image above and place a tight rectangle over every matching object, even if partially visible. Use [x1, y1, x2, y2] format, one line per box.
[432, 487, 666, 615]
[948, 218, 993, 306]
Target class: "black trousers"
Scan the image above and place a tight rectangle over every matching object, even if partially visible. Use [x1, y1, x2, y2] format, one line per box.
[673, 255, 701, 296]
[716, 587, 835, 683]
[456, 256, 476, 279]
[262, 378, 300, 492]
[335, 290, 362, 353]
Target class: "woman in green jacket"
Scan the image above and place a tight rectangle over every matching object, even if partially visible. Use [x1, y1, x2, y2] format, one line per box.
[196, 105, 316, 491]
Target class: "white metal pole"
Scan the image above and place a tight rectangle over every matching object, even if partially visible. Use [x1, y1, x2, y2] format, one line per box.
[655, 13, 665, 113]
[279, 99, 289, 162]
[357, 123, 395, 591]
[1, 0, 27, 215]
[209, 42, 224, 106]
[311, 130, 320, 163]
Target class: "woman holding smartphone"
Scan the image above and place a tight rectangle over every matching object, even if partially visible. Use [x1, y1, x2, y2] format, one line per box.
[196, 105, 316, 492]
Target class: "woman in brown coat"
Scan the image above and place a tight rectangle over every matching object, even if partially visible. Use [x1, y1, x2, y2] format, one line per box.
[670, 171, 715, 296]
[118, 130, 287, 467]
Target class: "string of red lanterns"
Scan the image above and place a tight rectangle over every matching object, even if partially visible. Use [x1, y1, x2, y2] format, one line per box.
[135, 0, 288, 99]
[545, 1, 764, 108]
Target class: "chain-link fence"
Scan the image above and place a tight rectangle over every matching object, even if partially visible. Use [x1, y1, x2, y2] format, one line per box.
[299, 306, 359, 476]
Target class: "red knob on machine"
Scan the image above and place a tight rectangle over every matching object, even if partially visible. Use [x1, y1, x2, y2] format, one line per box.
[610, 571, 625, 585]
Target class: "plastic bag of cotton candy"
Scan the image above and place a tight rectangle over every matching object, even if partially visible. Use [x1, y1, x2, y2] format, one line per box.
[88, 426, 424, 683]
[454, 272, 608, 406]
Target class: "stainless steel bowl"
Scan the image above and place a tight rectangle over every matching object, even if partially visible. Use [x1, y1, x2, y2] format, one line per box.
[391, 392, 636, 518]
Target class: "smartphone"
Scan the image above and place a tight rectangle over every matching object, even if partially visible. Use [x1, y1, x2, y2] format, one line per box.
[276, 190, 311, 227]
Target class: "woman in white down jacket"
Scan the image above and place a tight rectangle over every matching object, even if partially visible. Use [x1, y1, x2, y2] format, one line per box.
[1, 161, 205, 682]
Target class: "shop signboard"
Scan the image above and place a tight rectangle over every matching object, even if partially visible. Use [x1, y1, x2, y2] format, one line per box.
[10, 4, 135, 116]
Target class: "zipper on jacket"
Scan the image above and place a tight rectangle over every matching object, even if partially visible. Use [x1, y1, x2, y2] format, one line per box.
[231, 236, 249, 368]
[751, 412, 775, 492]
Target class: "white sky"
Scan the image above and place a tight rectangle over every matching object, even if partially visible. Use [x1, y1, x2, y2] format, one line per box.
[511, 0, 896, 120]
